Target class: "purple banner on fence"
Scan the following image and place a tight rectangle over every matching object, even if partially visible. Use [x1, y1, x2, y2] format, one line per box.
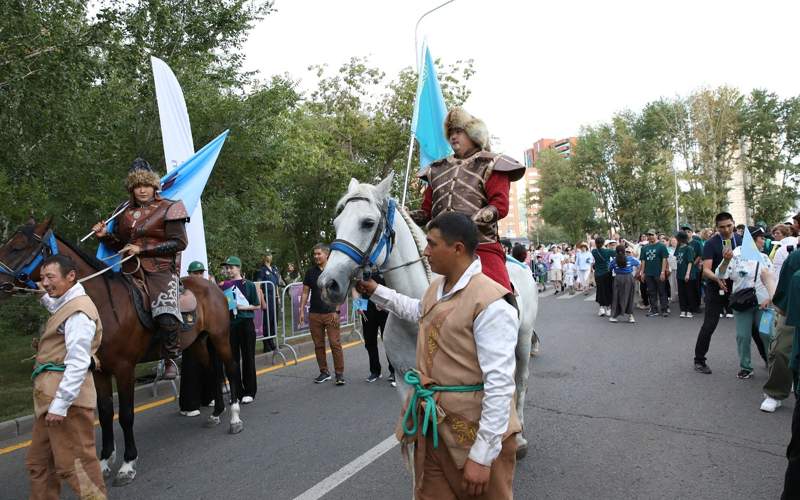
[253, 308, 264, 337]
[289, 283, 347, 332]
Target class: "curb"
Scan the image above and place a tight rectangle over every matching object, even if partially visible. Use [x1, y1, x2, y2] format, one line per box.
[0, 331, 361, 445]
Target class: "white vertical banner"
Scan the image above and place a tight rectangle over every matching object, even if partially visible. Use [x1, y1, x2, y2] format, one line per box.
[151, 56, 209, 277]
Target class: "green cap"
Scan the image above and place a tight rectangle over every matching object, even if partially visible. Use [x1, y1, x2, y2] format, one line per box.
[223, 256, 242, 267]
[187, 261, 205, 273]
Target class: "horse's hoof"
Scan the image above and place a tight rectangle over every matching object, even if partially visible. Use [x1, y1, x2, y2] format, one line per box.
[100, 449, 116, 479]
[203, 415, 221, 428]
[229, 421, 243, 434]
[112, 472, 136, 487]
[112, 459, 136, 487]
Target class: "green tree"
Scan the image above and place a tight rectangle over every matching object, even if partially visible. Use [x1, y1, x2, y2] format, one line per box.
[539, 187, 599, 243]
[740, 89, 800, 223]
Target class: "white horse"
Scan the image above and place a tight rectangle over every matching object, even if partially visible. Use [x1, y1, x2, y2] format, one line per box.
[318, 173, 538, 458]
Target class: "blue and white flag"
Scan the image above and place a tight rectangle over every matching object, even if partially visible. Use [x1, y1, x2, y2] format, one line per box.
[97, 130, 229, 269]
[739, 227, 762, 262]
[411, 43, 452, 170]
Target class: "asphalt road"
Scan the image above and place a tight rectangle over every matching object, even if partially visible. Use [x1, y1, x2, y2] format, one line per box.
[0, 288, 793, 499]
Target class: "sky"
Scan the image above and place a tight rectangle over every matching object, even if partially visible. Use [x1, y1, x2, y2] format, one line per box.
[244, 0, 800, 160]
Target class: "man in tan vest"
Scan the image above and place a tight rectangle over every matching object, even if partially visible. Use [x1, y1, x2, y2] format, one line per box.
[25, 254, 106, 499]
[357, 212, 520, 499]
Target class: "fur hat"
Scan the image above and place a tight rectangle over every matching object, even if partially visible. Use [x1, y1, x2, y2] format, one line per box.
[443, 107, 490, 151]
[125, 157, 160, 192]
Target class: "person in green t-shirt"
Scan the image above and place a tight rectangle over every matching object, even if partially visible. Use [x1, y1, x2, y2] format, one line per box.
[675, 231, 699, 318]
[221, 256, 260, 404]
[592, 236, 617, 317]
[637, 229, 669, 316]
[681, 225, 705, 312]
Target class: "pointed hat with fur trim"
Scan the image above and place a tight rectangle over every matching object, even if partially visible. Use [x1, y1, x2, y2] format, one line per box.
[443, 107, 490, 151]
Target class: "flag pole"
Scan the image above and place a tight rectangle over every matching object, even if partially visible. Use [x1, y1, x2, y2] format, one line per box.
[400, 132, 416, 208]
[400, 0, 457, 209]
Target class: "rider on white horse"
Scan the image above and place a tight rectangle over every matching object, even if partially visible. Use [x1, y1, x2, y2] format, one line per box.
[357, 212, 520, 499]
[409, 107, 525, 292]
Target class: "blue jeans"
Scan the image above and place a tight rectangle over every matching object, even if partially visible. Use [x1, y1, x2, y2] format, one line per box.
[734, 307, 771, 371]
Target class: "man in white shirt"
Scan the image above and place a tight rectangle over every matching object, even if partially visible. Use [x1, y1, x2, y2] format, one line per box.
[26, 254, 106, 499]
[357, 212, 519, 499]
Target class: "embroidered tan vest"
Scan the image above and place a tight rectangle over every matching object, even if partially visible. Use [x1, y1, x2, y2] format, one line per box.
[399, 271, 522, 468]
[33, 295, 103, 418]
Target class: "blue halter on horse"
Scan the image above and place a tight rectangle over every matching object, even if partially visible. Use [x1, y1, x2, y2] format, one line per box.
[330, 197, 397, 277]
[0, 229, 59, 291]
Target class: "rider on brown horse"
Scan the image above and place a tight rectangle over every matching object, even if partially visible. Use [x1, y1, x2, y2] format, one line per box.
[92, 158, 189, 378]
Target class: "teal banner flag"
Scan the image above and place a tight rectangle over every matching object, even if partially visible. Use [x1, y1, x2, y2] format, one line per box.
[97, 130, 229, 270]
[411, 43, 452, 170]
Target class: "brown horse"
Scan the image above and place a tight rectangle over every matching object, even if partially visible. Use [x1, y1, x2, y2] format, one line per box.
[0, 218, 243, 487]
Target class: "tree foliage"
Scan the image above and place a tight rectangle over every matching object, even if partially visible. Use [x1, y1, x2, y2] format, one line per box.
[0, 0, 475, 276]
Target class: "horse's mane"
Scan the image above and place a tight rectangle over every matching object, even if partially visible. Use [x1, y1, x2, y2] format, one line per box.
[56, 233, 114, 275]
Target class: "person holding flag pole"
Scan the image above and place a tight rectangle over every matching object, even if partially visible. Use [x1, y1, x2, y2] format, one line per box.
[715, 225, 776, 380]
[92, 159, 189, 379]
[86, 129, 228, 380]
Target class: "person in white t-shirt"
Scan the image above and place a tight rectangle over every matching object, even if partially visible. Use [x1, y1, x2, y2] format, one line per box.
[575, 243, 594, 292]
[563, 257, 577, 294]
[549, 246, 566, 293]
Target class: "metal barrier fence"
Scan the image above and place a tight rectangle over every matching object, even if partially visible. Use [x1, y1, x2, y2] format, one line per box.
[248, 281, 361, 366]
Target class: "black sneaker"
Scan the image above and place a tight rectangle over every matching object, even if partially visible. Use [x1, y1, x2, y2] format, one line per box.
[314, 372, 331, 384]
[662, 312, 669, 317]
[646, 312, 659, 317]
[387, 374, 397, 387]
[335, 374, 346, 386]
[694, 362, 712, 374]
[365, 373, 381, 383]
[737, 369, 753, 380]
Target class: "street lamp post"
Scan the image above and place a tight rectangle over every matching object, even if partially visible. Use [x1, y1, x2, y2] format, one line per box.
[673, 162, 680, 232]
[400, 0, 458, 208]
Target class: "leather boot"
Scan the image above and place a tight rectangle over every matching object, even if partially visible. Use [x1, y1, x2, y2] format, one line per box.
[156, 314, 180, 379]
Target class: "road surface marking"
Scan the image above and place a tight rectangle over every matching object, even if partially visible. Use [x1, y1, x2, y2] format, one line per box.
[293, 434, 398, 500]
[0, 341, 362, 456]
[584, 294, 596, 301]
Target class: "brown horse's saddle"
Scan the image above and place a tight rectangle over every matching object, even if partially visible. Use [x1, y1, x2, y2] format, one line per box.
[124, 275, 198, 332]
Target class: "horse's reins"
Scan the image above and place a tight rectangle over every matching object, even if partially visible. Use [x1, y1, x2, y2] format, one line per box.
[0, 229, 138, 295]
[329, 197, 426, 281]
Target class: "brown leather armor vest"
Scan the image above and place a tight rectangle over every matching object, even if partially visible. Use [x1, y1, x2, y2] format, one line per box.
[425, 151, 524, 244]
[116, 198, 185, 273]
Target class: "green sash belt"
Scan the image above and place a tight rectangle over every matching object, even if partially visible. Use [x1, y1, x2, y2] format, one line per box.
[401, 369, 484, 448]
[31, 362, 66, 380]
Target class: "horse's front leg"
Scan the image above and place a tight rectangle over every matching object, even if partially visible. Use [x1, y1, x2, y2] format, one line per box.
[208, 328, 243, 434]
[94, 370, 116, 479]
[514, 325, 532, 460]
[112, 364, 139, 486]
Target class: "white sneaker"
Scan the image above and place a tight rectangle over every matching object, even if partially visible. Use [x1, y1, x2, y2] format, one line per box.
[180, 410, 200, 417]
[241, 396, 254, 404]
[628, 315, 636, 323]
[598, 307, 606, 317]
[609, 316, 618, 323]
[760, 396, 782, 413]
[680, 311, 687, 318]
[686, 312, 693, 318]
[726, 313, 734, 318]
